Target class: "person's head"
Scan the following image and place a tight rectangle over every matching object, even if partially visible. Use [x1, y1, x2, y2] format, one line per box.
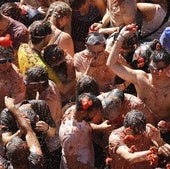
[0, 2, 23, 22]
[18, 100, 39, 129]
[76, 74, 100, 96]
[24, 66, 49, 95]
[0, 36, 14, 72]
[43, 44, 67, 82]
[123, 110, 146, 135]
[29, 20, 52, 45]
[6, 136, 29, 167]
[70, 0, 90, 15]
[102, 89, 124, 122]
[75, 93, 103, 123]
[18, 99, 51, 129]
[149, 48, 170, 77]
[45, 1, 72, 29]
[85, 32, 106, 66]
[132, 42, 153, 72]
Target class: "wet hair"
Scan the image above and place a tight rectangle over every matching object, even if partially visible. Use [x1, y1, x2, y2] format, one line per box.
[6, 136, 29, 167]
[102, 89, 124, 109]
[21, 99, 52, 127]
[24, 66, 49, 87]
[0, 2, 23, 22]
[43, 44, 68, 83]
[69, 0, 86, 10]
[45, 1, 72, 20]
[131, 42, 153, 72]
[123, 110, 146, 135]
[85, 32, 106, 46]
[150, 48, 170, 66]
[0, 46, 14, 59]
[76, 75, 100, 96]
[19, 100, 38, 129]
[43, 44, 65, 66]
[76, 93, 103, 113]
[102, 89, 124, 121]
[29, 20, 52, 44]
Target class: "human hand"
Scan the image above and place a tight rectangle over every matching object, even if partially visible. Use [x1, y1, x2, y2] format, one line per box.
[147, 123, 161, 143]
[4, 96, 15, 111]
[158, 143, 170, 157]
[97, 120, 115, 133]
[89, 22, 103, 33]
[35, 121, 49, 132]
[157, 120, 169, 134]
[117, 24, 138, 41]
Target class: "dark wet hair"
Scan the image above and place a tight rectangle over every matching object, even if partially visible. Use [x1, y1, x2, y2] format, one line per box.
[0, 46, 14, 59]
[6, 136, 29, 167]
[102, 89, 124, 109]
[24, 66, 49, 87]
[131, 42, 153, 72]
[102, 89, 124, 121]
[76, 75, 100, 96]
[0, 2, 23, 22]
[76, 93, 102, 113]
[123, 110, 146, 135]
[150, 48, 170, 66]
[29, 20, 52, 44]
[69, 0, 86, 10]
[43, 44, 65, 66]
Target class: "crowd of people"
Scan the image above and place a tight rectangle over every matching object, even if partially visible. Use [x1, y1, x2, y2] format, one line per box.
[0, 0, 170, 169]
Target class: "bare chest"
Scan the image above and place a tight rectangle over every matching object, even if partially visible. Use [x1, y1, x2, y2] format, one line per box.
[140, 84, 170, 120]
[88, 66, 116, 82]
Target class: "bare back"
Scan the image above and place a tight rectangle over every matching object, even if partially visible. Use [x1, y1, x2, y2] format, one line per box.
[107, 0, 137, 26]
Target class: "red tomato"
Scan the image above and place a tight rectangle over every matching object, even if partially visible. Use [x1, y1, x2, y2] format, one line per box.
[123, 135, 135, 142]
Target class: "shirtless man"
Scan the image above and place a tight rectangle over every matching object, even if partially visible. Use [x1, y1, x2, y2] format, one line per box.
[74, 32, 118, 92]
[106, 23, 170, 124]
[108, 110, 170, 169]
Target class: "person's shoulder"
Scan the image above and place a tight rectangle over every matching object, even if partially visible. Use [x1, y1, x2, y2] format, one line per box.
[8, 17, 28, 31]
[74, 50, 89, 61]
[109, 127, 125, 142]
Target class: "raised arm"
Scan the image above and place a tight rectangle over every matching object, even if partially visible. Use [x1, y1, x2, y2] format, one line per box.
[4, 96, 43, 156]
[106, 24, 143, 84]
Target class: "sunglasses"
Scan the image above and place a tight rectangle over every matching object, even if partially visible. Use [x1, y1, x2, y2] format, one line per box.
[0, 58, 14, 64]
[88, 49, 105, 57]
[149, 64, 167, 72]
[23, 80, 47, 86]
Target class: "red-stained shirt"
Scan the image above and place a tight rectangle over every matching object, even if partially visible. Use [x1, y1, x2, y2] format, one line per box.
[0, 64, 26, 112]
